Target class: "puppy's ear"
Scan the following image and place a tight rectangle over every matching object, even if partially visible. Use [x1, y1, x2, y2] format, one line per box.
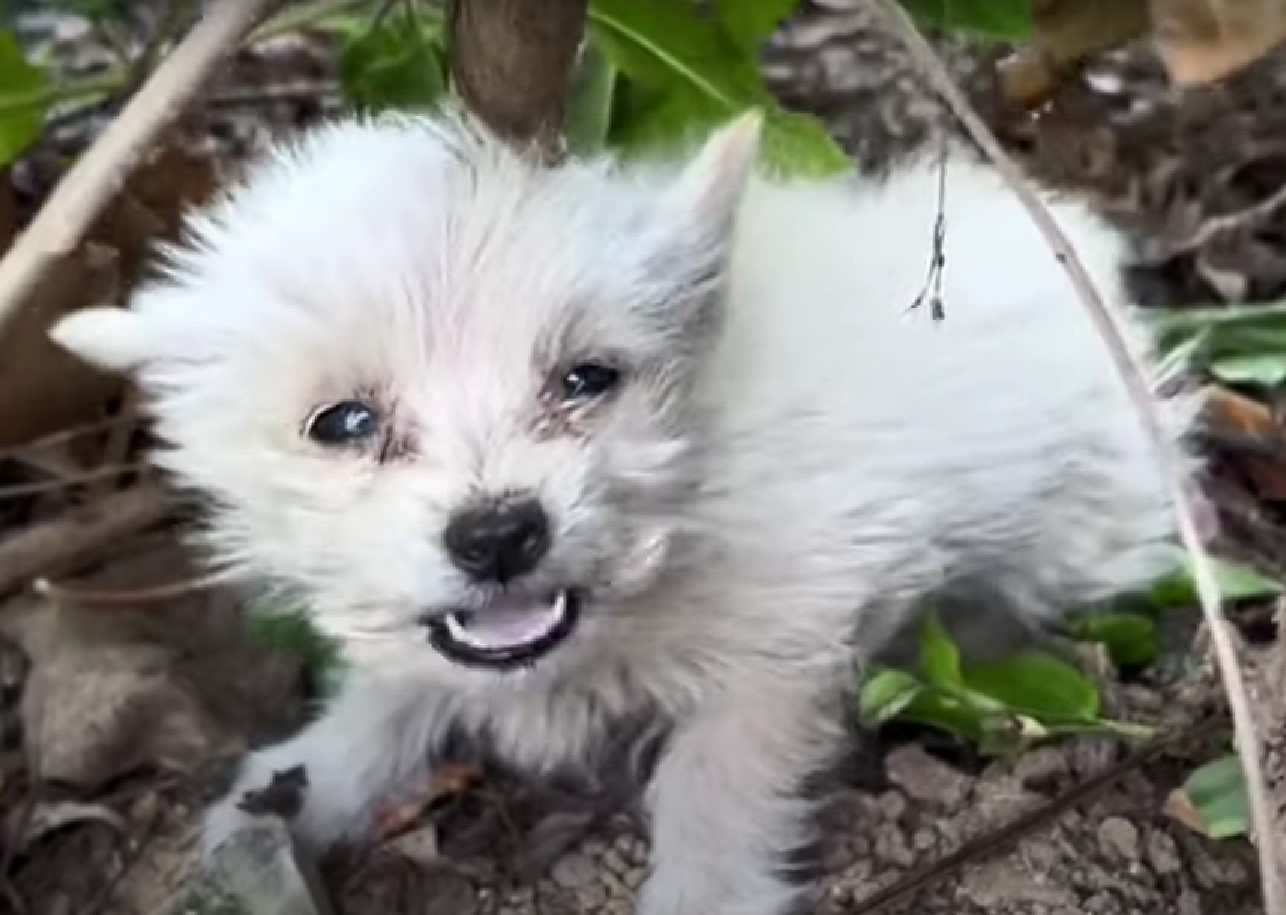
[662, 109, 762, 244]
[49, 307, 162, 375]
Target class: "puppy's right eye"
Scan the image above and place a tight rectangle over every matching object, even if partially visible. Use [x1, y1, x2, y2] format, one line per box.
[305, 400, 378, 446]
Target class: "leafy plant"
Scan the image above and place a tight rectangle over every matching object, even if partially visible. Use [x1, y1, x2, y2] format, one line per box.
[897, 0, 1031, 41]
[328, 0, 849, 177]
[246, 602, 347, 698]
[337, 8, 447, 114]
[1151, 301, 1286, 389]
[0, 32, 49, 168]
[1167, 753, 1249, 839]
[859, 613, 1151, 756]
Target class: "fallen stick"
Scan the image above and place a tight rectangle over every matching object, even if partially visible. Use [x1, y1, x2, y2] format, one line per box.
[0, 484, 173, 597]
[0, 0, 280, 345]
[868, 1, 1285, 910]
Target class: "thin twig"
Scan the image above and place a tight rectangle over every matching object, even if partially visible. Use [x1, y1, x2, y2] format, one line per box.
[851, 716, 1225, 914]
[0, 485, 173, 596]
[868, 1, 1285, 910]
[0, 463, 144, 500]
[32, 569, 230, 608]
[0, 0, 282, 346]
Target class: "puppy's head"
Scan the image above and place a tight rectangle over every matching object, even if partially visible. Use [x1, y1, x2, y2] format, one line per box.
[51, 110, 761, 682]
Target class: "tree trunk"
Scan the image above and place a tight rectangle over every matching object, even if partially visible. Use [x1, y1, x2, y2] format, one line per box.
[447, 0, 589, 157]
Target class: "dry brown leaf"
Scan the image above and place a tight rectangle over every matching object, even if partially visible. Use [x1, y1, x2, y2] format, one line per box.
[15, 598, 226, 789]
[1163, 785, 1210, 834]
[372, 761, 484, 840]
[0, 142, 216, 450]
[999, 0, 1150, 107]
[0, 243, 123, 449]
[1151, 0, 1286, 85]
[1201, 385, 1286, 502]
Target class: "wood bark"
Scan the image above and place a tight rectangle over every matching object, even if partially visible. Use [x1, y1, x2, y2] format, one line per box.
[448, 0, 589, 156]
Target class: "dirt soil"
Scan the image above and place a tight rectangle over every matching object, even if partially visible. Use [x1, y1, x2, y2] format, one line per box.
[0, 2, 1281, 914]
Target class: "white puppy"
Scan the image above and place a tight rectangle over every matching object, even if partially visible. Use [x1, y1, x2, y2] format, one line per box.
[52, 109, 1195, 915]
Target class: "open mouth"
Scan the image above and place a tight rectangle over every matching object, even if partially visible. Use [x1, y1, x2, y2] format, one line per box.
[423, 590, 580, 670]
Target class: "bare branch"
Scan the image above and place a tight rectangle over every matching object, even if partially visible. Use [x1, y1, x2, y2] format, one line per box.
[0, 485, 172, 597]
[867, 1, 1285, 909]
[0, 0, 281, 346]
[447, 0, 589, 155]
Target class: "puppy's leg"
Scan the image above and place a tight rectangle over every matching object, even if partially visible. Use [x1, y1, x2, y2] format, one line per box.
[638, 684, 841, 915]
[202, 672, 455, 855]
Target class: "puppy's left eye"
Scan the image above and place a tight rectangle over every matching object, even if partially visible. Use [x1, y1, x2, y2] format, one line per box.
[305, 400, 379, 446]
[560, 362, 620, 402]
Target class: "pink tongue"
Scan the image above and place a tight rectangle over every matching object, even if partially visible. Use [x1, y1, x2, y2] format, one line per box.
[461, 599, 560, 647]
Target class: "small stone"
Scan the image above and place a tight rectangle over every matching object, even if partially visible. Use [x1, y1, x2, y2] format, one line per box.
[575, 881, 609, 910]
[912, 828, 935, 851]
[1178, 889, 1203, 915]
[1146, 830, 1182, 875]
[551, 851, 598, 889]
[1097, 817, 1140, 861]
[876, 789, 907, 821]
[884, 744, 971, 808]
[1012, 747, 1069, 789]
[387, 824, 439, 866]
[602, 846, 628, 876]
[873, 823, 915, 868]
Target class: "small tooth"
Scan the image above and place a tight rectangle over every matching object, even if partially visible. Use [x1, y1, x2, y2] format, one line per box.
[445, 613, 483, 648]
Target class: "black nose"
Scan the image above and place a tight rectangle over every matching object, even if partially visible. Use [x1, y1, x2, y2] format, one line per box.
[442, 496, 551, 583]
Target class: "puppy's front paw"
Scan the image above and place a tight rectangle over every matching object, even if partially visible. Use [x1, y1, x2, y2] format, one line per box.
[201, 763, 312, 858]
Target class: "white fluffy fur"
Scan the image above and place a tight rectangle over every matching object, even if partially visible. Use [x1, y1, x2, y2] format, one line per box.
[52, 109, 1196, 915]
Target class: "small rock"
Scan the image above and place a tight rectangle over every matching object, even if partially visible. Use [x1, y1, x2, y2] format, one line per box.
[1097, 817, 1140, 861]
[1146, 829, 1182, 875]
[912, 828, 935, 851]
[872, 823, 915, 868]
[387, 824, 440, 867]
[1178, 889, 1203, 915]
[884, 744, 971, 808]
[602, 846, 627, 876]
[1012, 747, 1069, 789]
[550, 851, 598, 889]
[875, 789, 907, 821]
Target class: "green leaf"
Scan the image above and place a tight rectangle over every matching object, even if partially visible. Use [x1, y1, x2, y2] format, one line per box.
[759, 109, 851, 177]
[566, 42, 619, 153]
[962, 651, 1100, 721]
[895, 688, 988, 745]
[589, 0, 850, 177]
[38, 0, 133, 21]
[858, 668, 923, 727]
[1069, 612, 1160, 668]
[918, 612, 963, 688]
[338, 18, 446, 114]
[897, 0, 1031, 40]
[1145, 554, 1281, 610]
[246, 604, 346, 694]
[1177, 754, 1249, 839]
[712, 0, 801, 50]
[0, 31, 49, 168]
[1210, 353, 1286, 387]
[589, 0, 762, 112]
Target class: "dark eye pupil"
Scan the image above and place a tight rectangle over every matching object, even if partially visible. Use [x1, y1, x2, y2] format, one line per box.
[561, 363, 619, 401]
[307, 400, 377, 445]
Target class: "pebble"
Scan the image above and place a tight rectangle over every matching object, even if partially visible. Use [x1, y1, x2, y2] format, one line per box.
[1097, 816, 1140, 861]
[884, 744, 971, 808]
[550, 851, 598, 889]
[1146, 830, 1182, 875]
[876, 789, 907, 821]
